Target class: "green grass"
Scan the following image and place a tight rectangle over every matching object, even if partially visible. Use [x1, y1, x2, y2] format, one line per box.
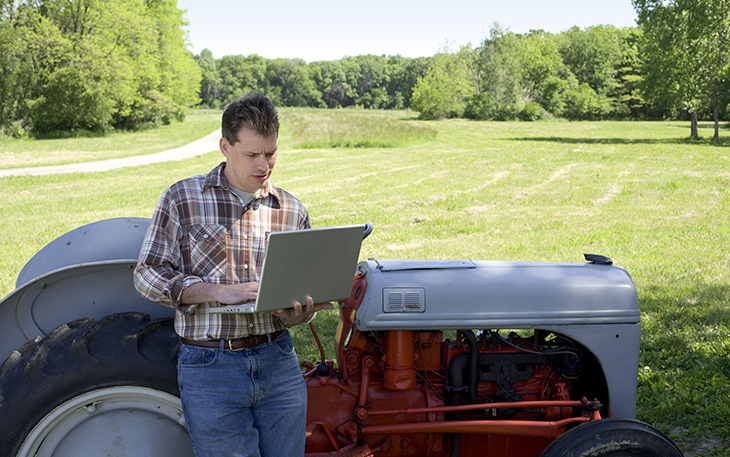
[0, 110, 728, 456]
[279, 108, 437, 149]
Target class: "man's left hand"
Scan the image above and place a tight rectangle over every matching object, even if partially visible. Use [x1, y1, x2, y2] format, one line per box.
[268, 296, 333, 327]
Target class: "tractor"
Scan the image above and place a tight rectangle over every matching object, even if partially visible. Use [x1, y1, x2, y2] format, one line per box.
[0, 218, 683, 457]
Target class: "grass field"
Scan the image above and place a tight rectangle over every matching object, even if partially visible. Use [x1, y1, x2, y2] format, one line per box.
[0, 109, 728, 456]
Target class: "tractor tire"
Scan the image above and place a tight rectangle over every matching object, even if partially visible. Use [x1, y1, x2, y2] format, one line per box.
[0, 312, 194, 457]
[539, 417, 684, 457]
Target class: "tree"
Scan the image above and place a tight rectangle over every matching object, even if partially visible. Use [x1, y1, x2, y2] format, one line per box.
[614, 27, 646, 118]
[473, 26, 525, 120]
[554, 25, 628, 119]
[0, 6, 37, 134]
[265, 59, 323, 108]
[634, 0, 730, 139]
[411, 45, 473, 119]
[216, 54, 268, 106]
[133, 0, 201, 124]
[309, 60, 350, 108]
[352, 55, 389, 108]
[517, 30, 565, 109]
[385, 55, 432, 109]
[195, 49, 220, 108]
[558, 25, 625, 96]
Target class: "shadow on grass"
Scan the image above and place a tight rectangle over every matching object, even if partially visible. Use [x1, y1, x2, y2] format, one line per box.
[504, 136, 730, 147]
[636, 282, 730, 455]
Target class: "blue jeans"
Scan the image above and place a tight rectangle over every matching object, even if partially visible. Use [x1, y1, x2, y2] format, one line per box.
[177, 330, 307, 457]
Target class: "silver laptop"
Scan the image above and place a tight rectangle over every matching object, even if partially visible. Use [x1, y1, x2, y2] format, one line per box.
[209, 224, 365, 314]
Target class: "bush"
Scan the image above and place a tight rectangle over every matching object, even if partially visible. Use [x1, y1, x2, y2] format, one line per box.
[519, 101, 545, 121]
[1, 120, 28, 139]
[27, 66, 115, 133]
[464, 93, 498, 120]
[562, 83, 614, 120]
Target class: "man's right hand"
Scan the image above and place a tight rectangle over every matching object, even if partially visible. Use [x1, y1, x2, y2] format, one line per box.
[181, 281, 258, 305]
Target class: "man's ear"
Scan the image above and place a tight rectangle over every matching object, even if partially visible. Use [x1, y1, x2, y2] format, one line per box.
[219, 136, 231, 158]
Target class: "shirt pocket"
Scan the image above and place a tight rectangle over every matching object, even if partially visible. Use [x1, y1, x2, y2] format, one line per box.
[189, 224, 228, 279]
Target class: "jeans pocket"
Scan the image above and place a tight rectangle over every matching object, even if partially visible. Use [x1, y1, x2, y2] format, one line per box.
[179, 345, 218, 368]
[272, 331, 296, 356]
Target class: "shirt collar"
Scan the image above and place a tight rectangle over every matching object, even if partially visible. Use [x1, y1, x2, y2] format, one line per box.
[203, 162, 281, 202]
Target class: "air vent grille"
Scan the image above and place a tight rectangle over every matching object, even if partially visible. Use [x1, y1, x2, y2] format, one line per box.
[383, 288, 425, 313]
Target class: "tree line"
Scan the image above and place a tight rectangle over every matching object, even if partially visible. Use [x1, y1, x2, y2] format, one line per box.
[1, 0, 727, 138]
[195, 25, 643, 121]
[195, 1, 730, 139]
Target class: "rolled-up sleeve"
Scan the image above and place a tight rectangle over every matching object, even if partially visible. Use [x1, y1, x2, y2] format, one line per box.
[134, 190, 201, 310]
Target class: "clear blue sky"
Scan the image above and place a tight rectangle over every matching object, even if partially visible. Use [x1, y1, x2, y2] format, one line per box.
[177, 0, 638, 62]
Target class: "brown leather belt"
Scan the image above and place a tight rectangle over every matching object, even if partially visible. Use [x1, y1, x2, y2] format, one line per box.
[182, 329, 285, 351]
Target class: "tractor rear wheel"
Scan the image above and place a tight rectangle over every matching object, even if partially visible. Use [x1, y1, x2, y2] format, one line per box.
[0, 313, 193, 457]
[540, 417, 684, 457]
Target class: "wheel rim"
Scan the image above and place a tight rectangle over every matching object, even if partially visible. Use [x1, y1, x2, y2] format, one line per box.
[17, 386, 194, 457]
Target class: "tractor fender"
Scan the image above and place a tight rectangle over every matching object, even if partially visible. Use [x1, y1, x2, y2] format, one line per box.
[0, 218, 169, 363]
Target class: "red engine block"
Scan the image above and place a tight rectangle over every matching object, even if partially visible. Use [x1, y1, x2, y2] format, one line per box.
[301, 273, 599, 457]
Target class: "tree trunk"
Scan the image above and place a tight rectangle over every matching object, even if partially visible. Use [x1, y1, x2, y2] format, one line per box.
[713, 81, 720, 140]
[690, 111, 699, 139]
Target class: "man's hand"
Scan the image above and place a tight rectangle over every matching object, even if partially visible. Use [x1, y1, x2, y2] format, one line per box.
[181, 281, 258, 305]
[268, 296, 333, 327]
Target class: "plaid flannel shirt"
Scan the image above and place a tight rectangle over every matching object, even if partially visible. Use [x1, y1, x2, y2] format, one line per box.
[134, 162, 311, 340]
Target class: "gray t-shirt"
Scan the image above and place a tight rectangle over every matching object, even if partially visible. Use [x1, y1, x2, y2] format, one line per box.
[229, 186, 255, 206]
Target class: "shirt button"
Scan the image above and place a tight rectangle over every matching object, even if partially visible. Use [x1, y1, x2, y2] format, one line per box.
[243, 234, 248, 239]
[249, 323, 254, 328]
[243, 264, 249, 269]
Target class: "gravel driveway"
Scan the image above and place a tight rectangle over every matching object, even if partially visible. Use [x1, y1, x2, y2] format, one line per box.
[0, 130, 220, 178]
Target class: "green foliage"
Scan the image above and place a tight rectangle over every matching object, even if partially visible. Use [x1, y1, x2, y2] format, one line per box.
[199, 53, 433, 113]
[266, 58, 323, 108]
[5, 1, 730, 137]
[558, 25, 625, 96]
[411, 47, 473, 119]
[518, 101, 545, 121]
[518, 30, 566, 104]
[634, 0, 730, 137]
[28, 64, 116, 132]
[412, 23, 643, 122]
[0, 0, 201, 135]
[194, 49, 220, 108]
[171, 13, 730, 131]
[562, 83, 615, 120]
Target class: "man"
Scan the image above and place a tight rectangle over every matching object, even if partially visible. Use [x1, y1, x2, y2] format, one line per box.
[134, 92, 330, 457]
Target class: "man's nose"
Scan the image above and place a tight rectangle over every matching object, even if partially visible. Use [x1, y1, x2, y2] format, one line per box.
[255, 154, 269, 169]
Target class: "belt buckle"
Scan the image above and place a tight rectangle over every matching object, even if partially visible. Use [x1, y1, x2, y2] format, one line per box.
[228, 339, 245, 351]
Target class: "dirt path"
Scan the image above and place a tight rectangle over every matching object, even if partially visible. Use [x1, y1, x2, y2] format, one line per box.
[0, 130, 221, 178]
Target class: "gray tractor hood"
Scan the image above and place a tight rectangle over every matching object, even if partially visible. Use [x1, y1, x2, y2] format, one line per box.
[353, 259, 639, 331]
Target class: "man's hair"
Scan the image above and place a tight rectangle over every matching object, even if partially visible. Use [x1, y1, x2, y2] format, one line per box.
[221, 92, 279, 144]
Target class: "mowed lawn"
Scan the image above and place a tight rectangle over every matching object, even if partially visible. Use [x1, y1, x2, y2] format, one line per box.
[0, 109, 728, 456]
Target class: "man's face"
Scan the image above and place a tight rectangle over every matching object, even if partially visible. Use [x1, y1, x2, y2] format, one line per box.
[220, 128, 278, 193]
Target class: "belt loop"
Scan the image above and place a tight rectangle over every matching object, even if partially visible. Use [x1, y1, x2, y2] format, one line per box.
[219, 339, 225, 351]
[266, 332, 273, 344]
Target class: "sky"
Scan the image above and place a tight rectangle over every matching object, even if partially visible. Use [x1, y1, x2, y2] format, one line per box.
[176, 0, 639, 62]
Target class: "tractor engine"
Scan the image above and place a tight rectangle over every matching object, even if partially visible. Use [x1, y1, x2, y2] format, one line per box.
[301, 261, 614, 457]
